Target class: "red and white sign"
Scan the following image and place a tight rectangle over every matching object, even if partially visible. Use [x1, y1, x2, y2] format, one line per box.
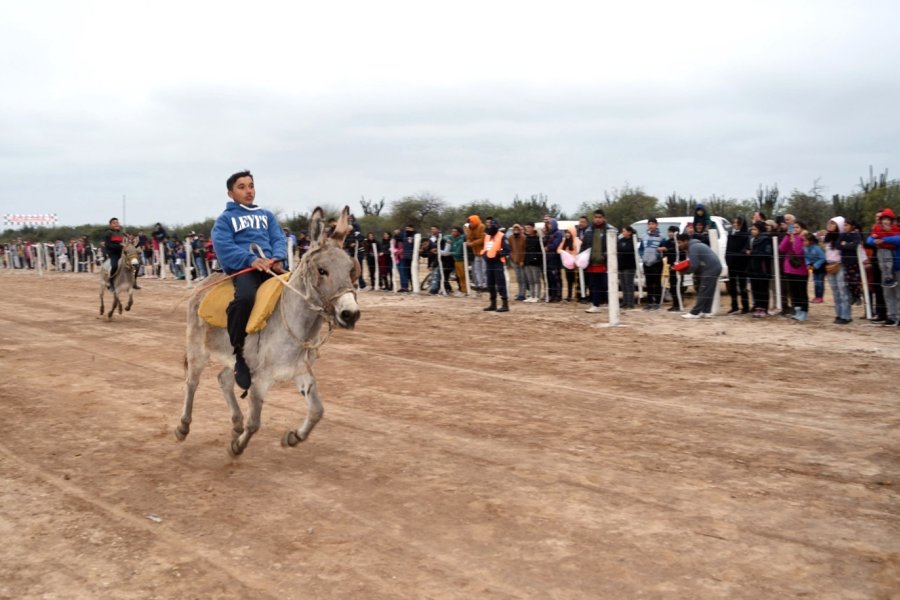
[3, 214, 58, 226]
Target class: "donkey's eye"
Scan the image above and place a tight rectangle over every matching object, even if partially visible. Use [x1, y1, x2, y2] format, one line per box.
[318, 268, 329, 276]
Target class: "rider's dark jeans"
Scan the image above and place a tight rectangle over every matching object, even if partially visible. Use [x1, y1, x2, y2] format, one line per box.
[227, 270, 270, 354]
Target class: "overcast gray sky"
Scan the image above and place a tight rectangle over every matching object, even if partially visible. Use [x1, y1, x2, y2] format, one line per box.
[2, 0, 898, 227]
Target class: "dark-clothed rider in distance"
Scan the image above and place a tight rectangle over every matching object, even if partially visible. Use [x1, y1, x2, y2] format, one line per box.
[211, 170, 287, 391]
[103, 217, 141, 289]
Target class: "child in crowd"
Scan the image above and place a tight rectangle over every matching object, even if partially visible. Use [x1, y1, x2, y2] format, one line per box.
[804, 232, 826, 303]
[870, 209, 899, 288]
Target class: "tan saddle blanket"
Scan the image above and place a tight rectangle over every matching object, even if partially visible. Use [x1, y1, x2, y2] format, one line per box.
[198, 273, 291, 333]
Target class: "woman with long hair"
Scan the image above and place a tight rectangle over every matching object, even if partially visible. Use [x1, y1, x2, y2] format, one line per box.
[823, 217, 855, 324]
[559, 228, 579, 302]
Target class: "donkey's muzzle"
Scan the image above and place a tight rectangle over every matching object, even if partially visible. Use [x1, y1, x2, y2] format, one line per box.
[338, 308, 360, 329]
[334, 292, 361, 329]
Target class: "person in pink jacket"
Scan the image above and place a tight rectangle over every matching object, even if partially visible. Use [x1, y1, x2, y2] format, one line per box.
[780, 220, 810, 321]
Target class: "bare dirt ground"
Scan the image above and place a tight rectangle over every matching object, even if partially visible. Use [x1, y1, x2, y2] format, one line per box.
[0, 269, 898, 599]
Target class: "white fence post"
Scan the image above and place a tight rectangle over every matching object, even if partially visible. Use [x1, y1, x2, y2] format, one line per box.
[373, 240, 381, 291]
[633, 235, 643, 305]
[437, 234, 446, 295]
[390, 239, 400, 294]
[710, 229, 722, 315]
[606, 229, 620, 327]
[185, 237, 194, 288]
[675, 242, 684, 311]
[34, 245, 43, 277]
[288, 238, 296, 272]
[539, 230, 549, 302]
[157, 245, 166, 279]
[462, 231, 472, 297]
[857, 244, 872, 320]
[411, 233, 422, 293]
[772, 236, 782, 313]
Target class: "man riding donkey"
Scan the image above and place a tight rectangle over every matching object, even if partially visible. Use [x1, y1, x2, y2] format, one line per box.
[103, 217, 141, 290]
[211, 170, 288, 392]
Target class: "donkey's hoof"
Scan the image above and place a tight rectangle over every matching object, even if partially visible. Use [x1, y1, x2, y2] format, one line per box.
[174, 425, 189, 441]
[281, 431, 302, 447]
[228, 440, 244, 457]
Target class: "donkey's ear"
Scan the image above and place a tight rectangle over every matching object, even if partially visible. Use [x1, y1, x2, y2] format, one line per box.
[331, 206, 351, 247]
[308, 207, 326, 248]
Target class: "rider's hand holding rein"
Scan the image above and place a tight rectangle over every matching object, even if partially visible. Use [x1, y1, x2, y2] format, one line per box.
[253, 257, 287, 275]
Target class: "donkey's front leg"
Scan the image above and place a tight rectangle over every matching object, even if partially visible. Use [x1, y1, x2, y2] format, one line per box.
[282, 373, 323, 448]
[175, 348, 209, 441]
[216, 367, 245, 443]
[125, 287, 134, 311]
[99, 286, 105, 316]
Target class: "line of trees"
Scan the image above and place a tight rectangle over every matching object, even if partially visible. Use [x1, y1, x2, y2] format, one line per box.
[4, 169, 898, 243]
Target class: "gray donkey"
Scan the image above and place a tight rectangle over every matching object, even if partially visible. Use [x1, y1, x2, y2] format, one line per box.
[99, 241, 140, 319]
[176, 207, 361, 456]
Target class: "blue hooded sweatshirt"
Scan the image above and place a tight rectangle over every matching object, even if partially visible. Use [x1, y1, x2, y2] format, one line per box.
[211, 201, 287, 274]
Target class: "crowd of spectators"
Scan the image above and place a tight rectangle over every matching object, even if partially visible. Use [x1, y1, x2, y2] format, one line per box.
[3, 206, 899, 326]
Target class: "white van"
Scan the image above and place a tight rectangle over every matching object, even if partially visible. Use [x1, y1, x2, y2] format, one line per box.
[630, 216, 732, 289]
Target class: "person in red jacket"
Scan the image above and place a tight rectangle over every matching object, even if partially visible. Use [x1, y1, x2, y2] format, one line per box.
[871, 208, 900, 288]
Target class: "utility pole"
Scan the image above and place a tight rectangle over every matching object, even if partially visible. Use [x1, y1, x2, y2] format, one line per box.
[122, 194, 126, 227]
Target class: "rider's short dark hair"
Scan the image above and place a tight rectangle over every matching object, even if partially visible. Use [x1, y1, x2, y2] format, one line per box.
[226, 170, 253, 191]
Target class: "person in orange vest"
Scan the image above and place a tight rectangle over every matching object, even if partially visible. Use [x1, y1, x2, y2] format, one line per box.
[482, 218, 511, 312]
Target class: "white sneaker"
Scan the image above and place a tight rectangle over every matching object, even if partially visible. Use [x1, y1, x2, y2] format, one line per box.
[585, 305, 602, 313]
[681, 312, 702, 319]
[700, 313, 714, 319]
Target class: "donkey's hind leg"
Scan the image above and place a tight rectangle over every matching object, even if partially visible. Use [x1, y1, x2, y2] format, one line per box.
[282, 373, 323, 447]
[99, 286, 105, 315]
[175, 349, 208, 441]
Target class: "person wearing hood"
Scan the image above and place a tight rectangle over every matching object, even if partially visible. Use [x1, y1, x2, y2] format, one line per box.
[726, 216, 751, 314]
[211, 170, 288, 391]
[481, 219, 511, 312]
[579, 209, 615, 313]
[693, 203, 712, 230]
[821, 216, 853, 324]
[465, 215, 487, 291]
[543, 218, 564, 302]
[675, 233, 722, 318]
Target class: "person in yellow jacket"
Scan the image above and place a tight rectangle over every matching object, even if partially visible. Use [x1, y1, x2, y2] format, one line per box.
[482, 219, 511, 312]
[465, 215, 487, 290]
